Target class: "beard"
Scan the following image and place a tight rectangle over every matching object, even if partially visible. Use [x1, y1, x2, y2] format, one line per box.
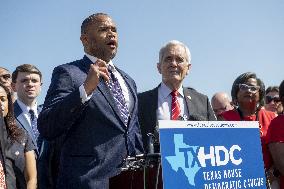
[89, 43, 117, 62]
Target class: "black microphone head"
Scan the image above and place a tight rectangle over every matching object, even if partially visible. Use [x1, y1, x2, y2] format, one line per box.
[147, 133, 155, 154]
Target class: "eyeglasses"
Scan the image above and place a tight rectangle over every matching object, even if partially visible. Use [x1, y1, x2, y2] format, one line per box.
[266, 95, 280, 104]
[238, 83, 260, 93]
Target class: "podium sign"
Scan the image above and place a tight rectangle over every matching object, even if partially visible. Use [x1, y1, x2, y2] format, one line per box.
[159, 121, 267, 189]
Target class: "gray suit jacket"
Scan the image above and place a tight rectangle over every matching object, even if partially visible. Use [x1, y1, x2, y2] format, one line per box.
[138, 85, 216, 152]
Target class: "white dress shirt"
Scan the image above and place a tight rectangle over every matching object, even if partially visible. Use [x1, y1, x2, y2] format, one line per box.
[16, 99, 38, 127]
[79, 53, 134, 112]
[156, 82, 189, 120]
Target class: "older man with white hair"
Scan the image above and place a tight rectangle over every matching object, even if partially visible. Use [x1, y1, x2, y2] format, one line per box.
[138, 40, 216, 188]
[138, 40, 216, 153]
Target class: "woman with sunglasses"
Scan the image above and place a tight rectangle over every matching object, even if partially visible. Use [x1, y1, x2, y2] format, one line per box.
[265, 86, 283, 115]
[220, 72, 276, 187]
[267, 80, 284, 189]
[0, 83, 37, 189]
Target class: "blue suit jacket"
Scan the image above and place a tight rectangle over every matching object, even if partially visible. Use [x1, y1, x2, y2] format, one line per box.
[38, 56, 144, 189]
[14, 101, 42, 154]
[14, 101, 50, 189]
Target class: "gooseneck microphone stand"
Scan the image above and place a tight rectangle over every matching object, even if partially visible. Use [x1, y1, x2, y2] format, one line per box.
[121, 133, 161, 189]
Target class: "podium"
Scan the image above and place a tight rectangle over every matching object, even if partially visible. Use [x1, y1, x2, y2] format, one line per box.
[109, 165, 163, 189]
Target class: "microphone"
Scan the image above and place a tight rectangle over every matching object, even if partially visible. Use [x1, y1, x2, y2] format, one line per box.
[178, 114, 206, 121]
[177, 114, 188, 121]
[147, 133, 155, 154]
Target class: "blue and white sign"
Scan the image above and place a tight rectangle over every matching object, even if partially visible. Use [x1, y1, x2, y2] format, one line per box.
[159, 121, 267, 189]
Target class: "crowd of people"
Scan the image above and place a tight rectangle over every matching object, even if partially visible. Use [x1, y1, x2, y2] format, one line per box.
[0, 12, 283, 189]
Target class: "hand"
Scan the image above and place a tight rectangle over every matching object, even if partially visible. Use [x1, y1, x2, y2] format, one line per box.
[83, 59, 110, 95]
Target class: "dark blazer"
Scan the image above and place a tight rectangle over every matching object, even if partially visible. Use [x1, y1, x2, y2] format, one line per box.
[14, 101, 42, 154]
[38, 56, 144, 189]
[138, 86, 216, 152]
[14, 101, 50, 189]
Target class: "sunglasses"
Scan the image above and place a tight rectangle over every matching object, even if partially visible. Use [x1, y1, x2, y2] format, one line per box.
[239, 83, 260, 93]
[266, 95, 280, 104]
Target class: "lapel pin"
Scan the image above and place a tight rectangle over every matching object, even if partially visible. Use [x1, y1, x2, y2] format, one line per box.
[187, 95, 191, 100]
[15, 151, 20, 156]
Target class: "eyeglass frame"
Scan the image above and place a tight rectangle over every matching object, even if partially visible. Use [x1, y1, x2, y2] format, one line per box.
[266, 95, 280, 104]
[238, 83, 260, 93]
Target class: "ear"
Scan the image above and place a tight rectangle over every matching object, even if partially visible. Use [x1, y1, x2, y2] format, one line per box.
[11, 82, 17, 92]
[186, 63, 192, 75]
[157, 62, 162, 74]
[80, 34, 88, 46]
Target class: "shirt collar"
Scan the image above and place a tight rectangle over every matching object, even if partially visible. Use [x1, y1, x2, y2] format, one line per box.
[85, 53, 115, 70]
[85, 53, 97, 64]
[159, 82, 184, 99]
[17, 99, 38, 115]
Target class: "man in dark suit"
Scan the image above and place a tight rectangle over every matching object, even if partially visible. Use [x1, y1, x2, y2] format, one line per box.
[138, 40, 216, 189]
[38, 13, 144, 189]
[11, 64, 49, 188]
[138, 40, 216, 153]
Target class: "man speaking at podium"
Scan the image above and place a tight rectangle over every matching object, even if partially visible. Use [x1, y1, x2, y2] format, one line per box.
[138, 40, 216, 153]
[38, 13, 144, 189]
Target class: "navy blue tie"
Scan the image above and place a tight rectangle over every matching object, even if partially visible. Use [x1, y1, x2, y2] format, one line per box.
[108, 67, 129, 126]
[29, 110, 40, 144]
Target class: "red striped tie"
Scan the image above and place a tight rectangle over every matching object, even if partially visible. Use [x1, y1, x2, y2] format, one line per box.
[171, 90, 181, 120]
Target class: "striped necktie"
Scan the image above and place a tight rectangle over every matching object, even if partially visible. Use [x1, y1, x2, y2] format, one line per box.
[29, 109, 40, 144]
[108, 67, 129, 126]
[171, 90, 181, 120]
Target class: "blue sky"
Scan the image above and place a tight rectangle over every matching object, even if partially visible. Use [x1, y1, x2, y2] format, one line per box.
[1, 0, 283, 104]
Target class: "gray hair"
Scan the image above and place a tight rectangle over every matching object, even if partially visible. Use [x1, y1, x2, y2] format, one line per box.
[159, 40, 191, 64]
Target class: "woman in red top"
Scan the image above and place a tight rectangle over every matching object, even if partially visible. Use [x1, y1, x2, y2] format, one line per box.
[220, 72, 276, 185]
[267, 80, 284, 189]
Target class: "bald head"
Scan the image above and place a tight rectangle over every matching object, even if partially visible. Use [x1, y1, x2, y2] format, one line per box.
[0, 67, 12, 89]
[211, 92, 234, 116]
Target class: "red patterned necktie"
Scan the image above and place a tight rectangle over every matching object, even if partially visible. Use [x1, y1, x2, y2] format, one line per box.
[171, 90, 181, 120]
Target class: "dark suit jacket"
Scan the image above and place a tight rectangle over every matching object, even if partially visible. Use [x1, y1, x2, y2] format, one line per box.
[38, 56, 144, 189]
[14, 101, 42, 154]
[14, 101, 50, 189]
[138, 86, 216, 152]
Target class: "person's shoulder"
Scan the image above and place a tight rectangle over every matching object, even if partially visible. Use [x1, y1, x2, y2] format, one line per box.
[220, 109, 238, 121]
[259, 108, 277, 119]
[55, 57, 85, 71]
[184, 87, 208, 99]
[270, 114, 284, 125]
[51, 57, 88, 79]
